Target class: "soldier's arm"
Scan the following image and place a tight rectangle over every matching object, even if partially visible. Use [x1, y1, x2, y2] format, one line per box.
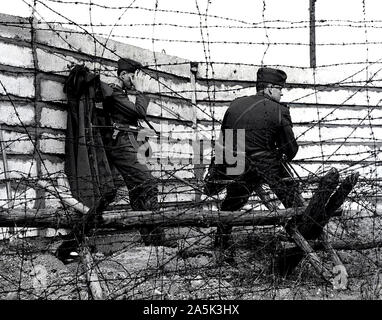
[102, 83, 150, 119]
[277, 107, 299, 161]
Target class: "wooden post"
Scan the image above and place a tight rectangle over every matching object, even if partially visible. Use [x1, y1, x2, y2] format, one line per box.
[287, 226, 333, 283]
[320, 232, 348, 290]
[309, 0, 317, 68]
[80, 246, 104, 300]
[190, 62, 204, 203]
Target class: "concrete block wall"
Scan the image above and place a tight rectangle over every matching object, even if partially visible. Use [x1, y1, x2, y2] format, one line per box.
[0, 13, 380, 214]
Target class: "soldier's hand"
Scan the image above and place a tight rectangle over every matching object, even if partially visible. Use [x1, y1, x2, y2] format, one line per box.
[131, 70, 144, 92]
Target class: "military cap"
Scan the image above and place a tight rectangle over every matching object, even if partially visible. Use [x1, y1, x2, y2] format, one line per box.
[117, 58, 143, 75]
[257, 67, 287, 86]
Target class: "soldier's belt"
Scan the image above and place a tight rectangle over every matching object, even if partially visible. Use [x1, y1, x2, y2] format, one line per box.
[111, 123, 157, 139]
[92, 123, 157, 139]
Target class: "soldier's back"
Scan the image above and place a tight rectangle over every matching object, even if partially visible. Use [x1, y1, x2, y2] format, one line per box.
[223, 93, 283, 155]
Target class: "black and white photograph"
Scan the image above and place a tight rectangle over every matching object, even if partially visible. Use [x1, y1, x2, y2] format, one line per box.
[0, 0, 381, 311]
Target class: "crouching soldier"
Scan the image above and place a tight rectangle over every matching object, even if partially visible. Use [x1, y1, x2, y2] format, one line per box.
[215, 67, 304, 250]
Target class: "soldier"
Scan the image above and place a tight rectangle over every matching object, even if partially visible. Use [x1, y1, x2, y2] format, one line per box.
[215, 67, 304, 250]
[101, 58, 171, 247]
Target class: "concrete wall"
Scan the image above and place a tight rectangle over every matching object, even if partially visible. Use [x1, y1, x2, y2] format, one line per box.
[0, 13, 381, 215]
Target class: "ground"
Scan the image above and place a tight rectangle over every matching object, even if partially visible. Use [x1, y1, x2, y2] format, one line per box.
[0, 227, 381, 300]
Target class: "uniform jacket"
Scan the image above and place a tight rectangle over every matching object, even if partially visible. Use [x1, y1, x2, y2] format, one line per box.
[101, 83, 150, 127]
[221, 92, 298, 162]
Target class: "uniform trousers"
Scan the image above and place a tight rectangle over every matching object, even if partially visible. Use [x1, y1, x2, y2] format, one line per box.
[106, 131, 164, 245]
[216, 155, 304, 249]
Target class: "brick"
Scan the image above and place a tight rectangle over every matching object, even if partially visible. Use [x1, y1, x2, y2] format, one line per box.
[36, 24, 190, 77]
[0, 42, 34, 68]
[294, 125, 382, 143]
[199, 103, 382, 128]
[150, 141, 194, 159]
[195, 124, 219, 141]
[0, 73, 34, 98]
[0, 158, 38, 179]
[150, 122, 195, 140]
[200, 122, 381, 144]
[290, 106, 382, 126]
[198, 63, 258, 82]
[40, 133, 65, 154]
[159, 184, 195, 203]
[40, 159, 66, 209]
[0, 186, 10, 207]
[196, 81, 248, 101]
[147, 98, 194, 121]
[146, 162, 195, 179]
[41, 160, 71, 208]
[37, 49, 111, 78]
[295, 144, 382, 162]
[196, 103, 227, 122]
[40, 79, 66, 102]
[198, 62, 382, 88]
[282, 88, 382, 106]
[36, 48, 81, 74]
[40, 159, 65, 177]
[128, 73, 192, 99]
[195, 82, 382, 106]
[40, 107, 67, 129]
[13, 187, 37, 209]
[0, 185, 36, 210]
[0, 227, 11, 240]
[0, 13, 31, 41]
[1, 131, 35, 154]
[0, 102, 35, 125]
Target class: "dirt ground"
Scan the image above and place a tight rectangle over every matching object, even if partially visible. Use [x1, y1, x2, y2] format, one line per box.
[0, 227, 381, 300]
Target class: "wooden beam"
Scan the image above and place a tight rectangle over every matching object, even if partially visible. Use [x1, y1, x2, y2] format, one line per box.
[0, 206, 342, 230]
[309, 0, 317, 68]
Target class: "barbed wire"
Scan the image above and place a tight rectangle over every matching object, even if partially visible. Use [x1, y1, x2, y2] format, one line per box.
[0, 0, 381, 301]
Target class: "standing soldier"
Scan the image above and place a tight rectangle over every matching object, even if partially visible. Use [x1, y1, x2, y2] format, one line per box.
[101, 58, 170, 247]
[215, 67, 304, 250]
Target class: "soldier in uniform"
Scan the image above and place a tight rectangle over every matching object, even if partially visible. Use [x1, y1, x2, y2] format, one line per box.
[215, 67, 304, 249]
[101, 58, 170, 246]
